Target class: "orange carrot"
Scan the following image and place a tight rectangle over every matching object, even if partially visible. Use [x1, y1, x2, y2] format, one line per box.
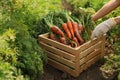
[62, 23, 72, 39]
[49, 33, 56, 40]
[73, 22, 79, 32]
[75, 31, 84, 44]
[59, 37, 67, 44]
[73, 22, 84, 44]
[44, 17, 65, 37]
[78, 24, 85, 33]
[67, 20, 74, 38]
[73, 37, 79, 46]
[70, 40, 77, 48]
[51, 25, 65, 37]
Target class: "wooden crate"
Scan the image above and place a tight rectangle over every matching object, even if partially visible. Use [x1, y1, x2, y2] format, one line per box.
[38, 33, 106, 77]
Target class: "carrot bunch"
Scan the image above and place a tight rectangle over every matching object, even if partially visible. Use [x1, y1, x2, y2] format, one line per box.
[47, 13, 85, 48]
[62, 19, 85, 47]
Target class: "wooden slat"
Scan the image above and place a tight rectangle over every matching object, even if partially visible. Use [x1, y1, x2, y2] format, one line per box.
[79, 53, 102, 73]
[79, 49, 101, 66]
[39, 33, 106, 54]
[101, 35, 106, 57]
[75, 53, 80, 76]
[79, 41, 102, 59]
[75, 35, 106, 53]
[39, 33, 48, 37]
[45, 51, 75, 69]
[48, 58, 77, 77]
[38, 34, 76, 54]
[40, 42, 75, 61]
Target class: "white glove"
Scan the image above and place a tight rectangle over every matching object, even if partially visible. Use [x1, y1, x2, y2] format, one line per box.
[91, 18, 117, 39]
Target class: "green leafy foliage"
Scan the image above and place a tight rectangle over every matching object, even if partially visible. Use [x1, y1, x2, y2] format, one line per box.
[0, 61, 30, 80]
[67, 0, 91, 9]
[91, 0, 109, 11]
[0, 29, 17, 64]
[34, 11, 67, 37]
[0, 0, 58, 79]
[0, 0, 62, 79]
[0, 28, 29, 80]
[104, 7, 120, 54]
[100, 54, 120, 78]
[22, 0, 62, 38]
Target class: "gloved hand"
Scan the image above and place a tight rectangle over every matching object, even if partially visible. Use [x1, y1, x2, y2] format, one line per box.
[91, 18, 117, 39]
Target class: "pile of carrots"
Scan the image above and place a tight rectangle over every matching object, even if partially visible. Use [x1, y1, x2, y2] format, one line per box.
[48, 19, 85, 48]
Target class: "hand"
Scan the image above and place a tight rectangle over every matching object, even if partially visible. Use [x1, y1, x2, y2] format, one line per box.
[91, 18, 116, 39]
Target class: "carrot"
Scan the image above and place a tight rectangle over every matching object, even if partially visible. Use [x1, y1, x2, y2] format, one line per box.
[59, 37, 67, 44]
[73, 22, 79, 33]
[49, 33, 56, 40]
[67, 20, 74, 38]
[72, 37, 79, 46]
[75, 31, 84, 44]
[70, 40, 77, 48]
[73, 22, 84, 44]
[78, 24, 84, 33]
[62, 23, 72, 39]
[64, 11, 74, 38]
[44, 15, 65, 37]
[51, 25, 65, 37]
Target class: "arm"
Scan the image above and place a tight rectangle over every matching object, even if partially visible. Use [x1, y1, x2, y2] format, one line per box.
[91, 16, 120, 39]
[115, 16, 120, 25]
[92, 0, 120, 21]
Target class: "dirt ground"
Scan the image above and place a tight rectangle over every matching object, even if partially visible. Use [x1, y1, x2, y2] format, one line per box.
[41, 59, 118, 80]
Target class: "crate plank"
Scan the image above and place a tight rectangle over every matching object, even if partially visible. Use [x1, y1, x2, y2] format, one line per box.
[48, 58, 77, 77]
[45, 50, 75, 69]
[76, 35, 106, 53]
[39, 34, 76, 54]
[79, 53, 102, 72]
[79, 41, 102, 59]
[79, 49, 101, 66]
[40, 42, 75, 61]
[75, 53, 80, 75]
[40, 33, 48, 37]
[101, 35, 106, 57]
